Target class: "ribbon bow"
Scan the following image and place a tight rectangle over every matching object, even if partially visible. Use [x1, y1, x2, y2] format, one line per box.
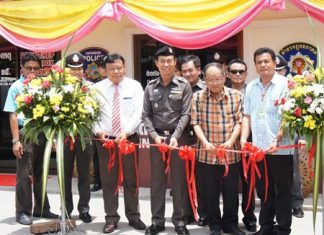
[215, 147, 229, 177]
[179, 146, 198, 221]
[103, 140, 116, 173]
[242, 142, 268, 212]
[158, 143, 171, 174]
[116, 140, 138, 195]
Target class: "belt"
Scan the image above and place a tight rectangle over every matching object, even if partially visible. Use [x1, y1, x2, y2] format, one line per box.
[155, 128, 175, 136]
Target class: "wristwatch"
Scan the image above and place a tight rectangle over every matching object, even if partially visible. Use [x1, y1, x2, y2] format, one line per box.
[12, 138, 20, 144]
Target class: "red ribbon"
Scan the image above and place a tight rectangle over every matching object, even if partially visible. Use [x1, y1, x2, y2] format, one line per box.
[117, 140, 138, 195]
[158, 143, 171, 174]
[215, 147, 229, 177]
[103, 140, 115, 173]
[64, 136, 74, 151]
[178, 146, 199, 222]
[242, 142, 268, 212]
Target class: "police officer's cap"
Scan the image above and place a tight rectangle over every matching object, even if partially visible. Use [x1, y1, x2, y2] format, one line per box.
[66, 52, 85, 68]
[275, 55, 288, 70]
[154, 46, 175, 59]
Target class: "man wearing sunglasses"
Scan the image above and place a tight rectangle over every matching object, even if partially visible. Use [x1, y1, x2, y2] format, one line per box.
[4, 52, 58, 225]
[228, 59, 257, 232]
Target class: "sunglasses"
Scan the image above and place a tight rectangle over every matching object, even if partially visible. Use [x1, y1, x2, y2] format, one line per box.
[230, 70, 246, 75]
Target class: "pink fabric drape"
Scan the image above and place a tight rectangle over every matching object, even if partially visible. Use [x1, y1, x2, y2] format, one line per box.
[0, 2, 122, 52]
[289, 0, 324, 23]
[2, 0, 323, 51]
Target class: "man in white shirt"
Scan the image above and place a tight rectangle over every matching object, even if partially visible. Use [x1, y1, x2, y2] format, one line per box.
[93, 53, 146, 234]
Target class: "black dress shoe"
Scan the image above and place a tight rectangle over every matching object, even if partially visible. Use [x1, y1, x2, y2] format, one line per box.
[198, 217, 208, 226]
[175, 226, 190, 235]
[244, 220, 257, 232]
[90, 183, 102, 192]
[16, 212, 32, 225]
[33, 211, 58, 219]
[129, 218, 146, 230]
[292, 207, 304, 218]
[79, 212, 92, 223]
[253, 227, 273, 235]
[145, 224, 165, 235]
[103, 221, 117, 233]
[210, 229, 221, 235]
[223, 226, 246, 235]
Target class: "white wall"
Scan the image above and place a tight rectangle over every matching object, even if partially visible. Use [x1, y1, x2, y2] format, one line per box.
[244, 17, 324, 82]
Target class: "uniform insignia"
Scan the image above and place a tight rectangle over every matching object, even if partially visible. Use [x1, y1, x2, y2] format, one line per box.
[153, 89, 159, 93]
[276, 56, 280, 65]
[154, 103, 159, 108]
[72, 54, 79, 62]
[214, 52, 220, 60]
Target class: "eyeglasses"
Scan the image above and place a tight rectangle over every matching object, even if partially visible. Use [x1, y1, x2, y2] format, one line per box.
[24, 66, 40, 71]
[230, 70, 246, 75]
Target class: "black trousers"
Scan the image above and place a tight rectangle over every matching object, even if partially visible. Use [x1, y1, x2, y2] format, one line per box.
[195, 159, 207, 219]
[96, 135, 141, 223]
[150, 134, 190, 227]
[16, 133, 51, 215]
[64, 139, 92, 214]
[239, 155, 257, 224]
[256, 154, 293, 234]
[200, 161, 240, 231]
[91, 139, 101, 185]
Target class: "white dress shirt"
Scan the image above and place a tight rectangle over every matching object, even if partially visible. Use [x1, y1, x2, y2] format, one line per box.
[93, 76, 144, 136]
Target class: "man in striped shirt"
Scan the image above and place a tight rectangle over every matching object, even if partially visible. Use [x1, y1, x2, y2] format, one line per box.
[191, 63, 244, 235]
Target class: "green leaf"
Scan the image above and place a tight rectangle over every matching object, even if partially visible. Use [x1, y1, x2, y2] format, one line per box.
[56, 128, 66, 216]
[43, 116, 50, 123]
[53, 116, 59, 125]
[41, 128, 56, 215]
[312, 131, 321, 231]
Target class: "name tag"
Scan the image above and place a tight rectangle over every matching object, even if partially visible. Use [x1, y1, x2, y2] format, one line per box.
[123, 97, 132, 100]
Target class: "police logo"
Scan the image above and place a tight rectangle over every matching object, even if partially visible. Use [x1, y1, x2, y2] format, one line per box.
[279, 42, 317, 75]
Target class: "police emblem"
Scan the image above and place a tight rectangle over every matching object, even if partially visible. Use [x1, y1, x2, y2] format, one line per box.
[279, 42, 317, 75]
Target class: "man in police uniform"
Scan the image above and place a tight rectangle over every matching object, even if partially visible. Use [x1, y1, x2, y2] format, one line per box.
[4, 52, 58, 225]
[63, 52, 93, 223]
[142, 46, 193, 235]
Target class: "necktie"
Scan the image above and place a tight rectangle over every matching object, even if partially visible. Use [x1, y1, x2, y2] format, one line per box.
[112, 84, 121, 136]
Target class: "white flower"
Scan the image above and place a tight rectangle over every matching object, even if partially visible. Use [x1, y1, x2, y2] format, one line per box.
[84, 105, 94, 114]
[62, 84, 74, 93]
[315, 107, 323, 115]
[282, 99, 295, 111]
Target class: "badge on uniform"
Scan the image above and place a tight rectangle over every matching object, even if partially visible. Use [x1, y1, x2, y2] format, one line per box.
[154, 103, 159, 108]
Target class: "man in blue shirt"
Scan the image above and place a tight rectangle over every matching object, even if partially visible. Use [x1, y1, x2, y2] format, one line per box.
[4, 52, 57, 225]
[241, 48, 293, 235]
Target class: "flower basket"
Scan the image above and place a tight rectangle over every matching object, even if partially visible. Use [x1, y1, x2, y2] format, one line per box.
[277, 60, 324, 228]
[16, 64, 100, 233]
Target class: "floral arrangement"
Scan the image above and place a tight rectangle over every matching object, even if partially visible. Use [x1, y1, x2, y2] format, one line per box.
[276, 65, 324, 137]
[16, 65, 100, 147]
[15, 63, 100, 218]
[276, 59, 324, 226]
